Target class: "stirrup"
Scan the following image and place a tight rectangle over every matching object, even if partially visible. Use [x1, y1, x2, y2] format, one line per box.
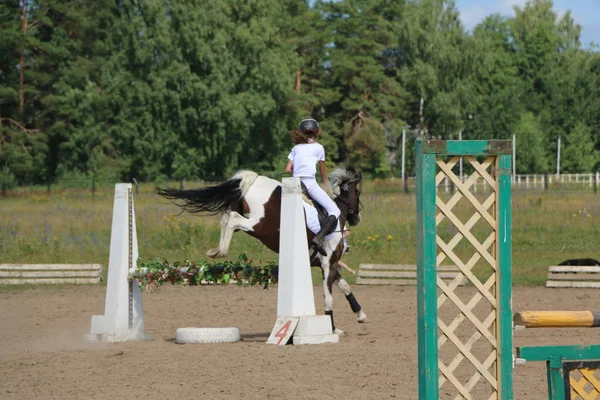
[310, 215, 338, 256]
[311, 240, 327, 257]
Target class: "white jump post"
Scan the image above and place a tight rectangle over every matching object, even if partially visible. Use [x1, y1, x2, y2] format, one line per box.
[85, 183, 149, 343]
[267, 177, 338, 345]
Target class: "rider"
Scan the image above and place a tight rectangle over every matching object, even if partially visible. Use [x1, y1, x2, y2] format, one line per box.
[285, 119, 340, 253]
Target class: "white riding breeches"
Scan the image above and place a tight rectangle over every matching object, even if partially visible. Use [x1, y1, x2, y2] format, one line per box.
[299, 177, 340, 218]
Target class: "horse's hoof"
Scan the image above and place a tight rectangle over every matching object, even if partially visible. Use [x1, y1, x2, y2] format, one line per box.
[357, 311, 368, 323]
[206, 248, 223, 258]
[334, 328, 344, 335]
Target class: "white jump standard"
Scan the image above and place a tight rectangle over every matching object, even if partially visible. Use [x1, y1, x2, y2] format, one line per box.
[85, 183, 149, 343]
[267, 177, 339, 345]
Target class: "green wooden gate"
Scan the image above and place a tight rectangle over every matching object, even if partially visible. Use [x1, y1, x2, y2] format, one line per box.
[517, 345, 600, 399]
[416, 140, 513, 399]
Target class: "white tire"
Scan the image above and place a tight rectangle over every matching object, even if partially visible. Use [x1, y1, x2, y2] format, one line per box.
[175, 327, 240, 344]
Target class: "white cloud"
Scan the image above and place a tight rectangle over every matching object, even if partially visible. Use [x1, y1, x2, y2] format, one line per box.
[460, 5, 490, 28]
[497, 0, 528, 14]
[456, 0, 600, 46]
[459, 0, 527, 29]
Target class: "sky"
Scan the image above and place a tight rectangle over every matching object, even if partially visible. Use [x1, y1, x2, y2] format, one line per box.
[455, 0, 600, 48]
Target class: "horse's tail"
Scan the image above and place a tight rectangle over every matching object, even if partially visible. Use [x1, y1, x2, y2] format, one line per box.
[156, 170, 259, 215]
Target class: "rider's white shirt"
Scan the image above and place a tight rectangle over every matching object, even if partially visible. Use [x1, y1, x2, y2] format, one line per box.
[288, 142, 325, 177]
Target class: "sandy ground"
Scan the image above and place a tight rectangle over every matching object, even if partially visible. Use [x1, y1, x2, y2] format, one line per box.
[1, 284, 598, 400]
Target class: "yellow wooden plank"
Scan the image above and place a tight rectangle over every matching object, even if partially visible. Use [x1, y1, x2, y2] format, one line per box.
[513, 311, 599, 328]
[570, 371, 599, 400]
[578, 368, 600, 394]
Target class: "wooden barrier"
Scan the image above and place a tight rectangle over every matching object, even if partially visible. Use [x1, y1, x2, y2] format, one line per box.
[546, 265, 600, 288]
[0, 264, 103, 285]
[513, 311, 600, 328]
[516, 345, 600, 400]
[356, 264, 466, 286]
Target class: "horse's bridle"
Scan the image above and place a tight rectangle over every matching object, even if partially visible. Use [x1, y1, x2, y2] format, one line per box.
[338, 186, 362, 221]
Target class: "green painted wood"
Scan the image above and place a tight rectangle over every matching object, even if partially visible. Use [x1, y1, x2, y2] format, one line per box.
[419, 140, 512, 155]
[416, 139, 514, 399]
[416, 141, 439, 400]
[548, 357, 567, 400]
[497, 153, 514, 399]
[517, 344, 600, 362]
[517, 345, 600, 400]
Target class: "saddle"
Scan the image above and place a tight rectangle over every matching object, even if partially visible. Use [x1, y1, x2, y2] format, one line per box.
[300, 182, 329, 228]
[299, 183, 341, 260]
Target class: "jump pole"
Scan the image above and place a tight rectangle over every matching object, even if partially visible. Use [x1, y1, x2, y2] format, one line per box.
[514, 311, 600, 328]
[266, 177, 338, 345]
[85, 183, 150, 343]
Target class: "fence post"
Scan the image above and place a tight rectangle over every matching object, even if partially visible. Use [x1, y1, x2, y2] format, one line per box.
[544, 173, 548, 190]
[594, 172, 598, 195]
[179, 180, 184, 190]
[132, 178, 140, 195]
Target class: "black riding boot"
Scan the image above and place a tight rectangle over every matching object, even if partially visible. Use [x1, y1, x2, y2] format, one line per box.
[311, 215, 338, 256]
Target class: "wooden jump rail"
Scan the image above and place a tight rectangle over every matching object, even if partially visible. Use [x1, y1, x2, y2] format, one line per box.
[513, 311, 600, 328]
[546, 265, 600, 288]
[0, 264, 103, 285]
[356, 264, 466, 286]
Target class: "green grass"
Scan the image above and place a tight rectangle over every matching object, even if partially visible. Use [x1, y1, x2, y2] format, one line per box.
[1, 181, 598, 286]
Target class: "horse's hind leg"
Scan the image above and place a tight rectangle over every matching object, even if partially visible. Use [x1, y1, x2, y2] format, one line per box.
[207, 211, 229, 258]
[207, 211, 257, 258]
[334, 270, 368, 323]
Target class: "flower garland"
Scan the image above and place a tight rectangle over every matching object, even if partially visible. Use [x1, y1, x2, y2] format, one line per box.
[133, 253, 279, 292]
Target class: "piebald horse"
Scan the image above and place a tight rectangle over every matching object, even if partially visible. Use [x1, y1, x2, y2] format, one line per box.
[157, 167, 367, 333]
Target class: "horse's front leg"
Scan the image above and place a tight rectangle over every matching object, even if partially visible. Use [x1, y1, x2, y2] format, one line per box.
[206, 211, 257, 258]
[334, 270, 368, 323]
[322, 261, 344, 335]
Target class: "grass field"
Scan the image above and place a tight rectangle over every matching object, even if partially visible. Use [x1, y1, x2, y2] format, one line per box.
[1, 179, 598, 286]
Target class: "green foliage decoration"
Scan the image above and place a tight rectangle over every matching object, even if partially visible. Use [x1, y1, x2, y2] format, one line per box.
[133, 253, 278, 292]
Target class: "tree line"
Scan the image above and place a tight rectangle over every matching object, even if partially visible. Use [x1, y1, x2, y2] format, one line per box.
[1, 0, 599, 188]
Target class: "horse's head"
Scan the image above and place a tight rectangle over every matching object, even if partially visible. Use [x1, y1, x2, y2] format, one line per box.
[330, 167, 363, 226]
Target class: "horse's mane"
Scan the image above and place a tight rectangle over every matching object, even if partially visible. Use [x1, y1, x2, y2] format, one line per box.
[329, 167, 362, 195]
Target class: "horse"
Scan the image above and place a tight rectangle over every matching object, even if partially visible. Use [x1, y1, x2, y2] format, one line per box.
[156, 167, 368, 333]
